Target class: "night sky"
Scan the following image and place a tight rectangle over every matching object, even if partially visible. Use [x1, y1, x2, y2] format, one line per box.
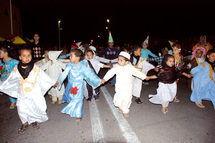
[13, 0, 215, 47]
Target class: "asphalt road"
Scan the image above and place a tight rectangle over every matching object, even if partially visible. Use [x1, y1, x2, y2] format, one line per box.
[0, 69, 214, 143]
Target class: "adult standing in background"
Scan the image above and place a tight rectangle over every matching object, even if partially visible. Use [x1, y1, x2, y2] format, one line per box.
[31, 33, 44, 62]
[192, 35, 213, 53]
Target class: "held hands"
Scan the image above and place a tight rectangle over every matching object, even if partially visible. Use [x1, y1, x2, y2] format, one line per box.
[101, 79, 106, 84]
[53, 81, 59, 87]
[145, 76, 151, 81]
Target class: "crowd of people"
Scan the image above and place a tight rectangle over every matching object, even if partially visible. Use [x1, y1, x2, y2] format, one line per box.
[0, 32, 214, 134]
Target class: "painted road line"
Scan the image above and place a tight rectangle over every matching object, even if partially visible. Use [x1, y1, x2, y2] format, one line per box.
[89, 98, 106, 143]
[101, 86, 141, 143]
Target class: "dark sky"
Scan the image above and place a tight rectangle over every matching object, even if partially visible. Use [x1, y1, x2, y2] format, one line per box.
[13, 0, 215, 46]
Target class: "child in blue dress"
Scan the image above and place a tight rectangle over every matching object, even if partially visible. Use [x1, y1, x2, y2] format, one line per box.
[190, 49, 215, 108]
[0, 42, 19, 109]
[55, 49, 101, 121]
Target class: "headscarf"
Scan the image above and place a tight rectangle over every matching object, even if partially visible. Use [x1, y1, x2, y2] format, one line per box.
[191, 46, 206, 60]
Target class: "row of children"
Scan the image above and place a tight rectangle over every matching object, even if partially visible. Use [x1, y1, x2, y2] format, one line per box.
[0, 37, 214, 135]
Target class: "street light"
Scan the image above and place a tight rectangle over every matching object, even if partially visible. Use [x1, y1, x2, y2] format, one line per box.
[58, 20, 61, 49]
[106, 19, 110, 32]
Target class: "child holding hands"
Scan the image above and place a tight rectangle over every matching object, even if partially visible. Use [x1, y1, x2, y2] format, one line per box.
[148, 54, 191, 114]
[101, 51, 150, 118]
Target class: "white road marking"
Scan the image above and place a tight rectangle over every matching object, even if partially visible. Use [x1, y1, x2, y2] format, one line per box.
[89, 98, 106, 143]
[101, 86, 141, 143]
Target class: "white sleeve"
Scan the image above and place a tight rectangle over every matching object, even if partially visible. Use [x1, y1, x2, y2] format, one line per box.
[103, 67, 117, 81]
[95, 56, 110, 63]
[132, 66, 146, 80]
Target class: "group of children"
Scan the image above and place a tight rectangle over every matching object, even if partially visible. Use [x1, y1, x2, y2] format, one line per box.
[0, 37, 214, 135]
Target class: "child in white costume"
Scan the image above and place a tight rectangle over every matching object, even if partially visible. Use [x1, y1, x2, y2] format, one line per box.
[130, 45, 155, 104]
[0, 47, 55, 134]
[101, 51, 150, 117]
[39, 51, 68, 104]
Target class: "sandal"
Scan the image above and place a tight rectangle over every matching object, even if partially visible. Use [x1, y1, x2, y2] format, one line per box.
[95, 98, 99, 102]
[76, 118, 82, 122]
[174, 97, 180, 103]
[135, 98, 142, 104]
[195, 102, 205, 108]
[32, 122, 39, 129]
[161, 107, 167, 114]
[123, 114, 129, 118]
[9, 102, 16, 109]
[87, 98, 91, 102]
[118, 109, 123, 114]
[18, 123, 28, 134]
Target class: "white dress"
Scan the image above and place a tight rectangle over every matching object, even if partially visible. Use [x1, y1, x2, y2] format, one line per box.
[39, 51, 68, 101]
[0, 65, 55, 124]
[149, 82, 177, 107]
[132, 57, 155, 98]
[103, 64, 146, 114]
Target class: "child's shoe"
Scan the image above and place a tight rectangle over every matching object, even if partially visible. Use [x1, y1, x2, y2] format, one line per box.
[9, 102, 16, 109]
[52, 101, 57, 104]
[76, 118, 81, 122]
[58, 100, 62, 104]
[173, 97, 180, 103]
[18, 123, 28, 134]
[195, 102, 205, 108]
[135, 98, 142, 104]
[123, 114, 129, 118]
[118, 109, 123, 114]
[161, 107, 167, 114]
[32, 122, 39, 129]
[87, 98, 91, 102]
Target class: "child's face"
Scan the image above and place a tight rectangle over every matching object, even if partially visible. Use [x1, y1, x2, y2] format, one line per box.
[166, 57, 175, 67]
[0, 49, 7, 58]
[172, 47, 180, 55]
[142, 44, 148, 49]
[19, 50, 32, 64]
[134, 48, 142, 56]
[195, 50, 203, 58]
[207, 53, 215, 63]
[70, 52, 80, 63]
[118, 56, 129, 66]
[87, 51, 94, 60]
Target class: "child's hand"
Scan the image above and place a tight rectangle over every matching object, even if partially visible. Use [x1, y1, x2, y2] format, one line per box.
[154, 67, 159, 72]
[110, 65, 114, 69]
[53, 81, 59, 87]
[101, 79, 106, 84]
[145, 76, 150, 81]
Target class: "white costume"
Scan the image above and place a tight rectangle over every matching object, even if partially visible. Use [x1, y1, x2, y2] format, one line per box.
[149, 82, 177, 107]
[132, 57, 155, 98]
[40, 51, 67, 102]
[0, 65, 55, 124]
[103, 64, 146, 114]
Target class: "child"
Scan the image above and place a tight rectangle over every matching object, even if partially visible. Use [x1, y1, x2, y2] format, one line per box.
[0, 42, 19, 109]
[190, 49, 215, 108]
[55, 49, 101, 121]
[172, 43, 185, 102]
[187, 47, 206, 91]
[84, 46, 111, 102]
[140, 36, 157, 60]
[130, 45, 156, 104]
[148, 54, 191, 114]
[0, 46, 55, 134]
[101, 51, 150, 118]
[40, 51, 67, 104]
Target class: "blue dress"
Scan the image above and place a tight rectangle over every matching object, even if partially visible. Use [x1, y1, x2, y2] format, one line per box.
[0, 58, 19, 103]
[57, 61, 101, 118]
[190, 62, 215, 108]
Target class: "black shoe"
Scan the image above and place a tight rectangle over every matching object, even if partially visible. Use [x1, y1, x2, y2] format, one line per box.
[87, 98, 91, 102]
[135, 98, 142, 104]
[18, 124, 28, 134]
